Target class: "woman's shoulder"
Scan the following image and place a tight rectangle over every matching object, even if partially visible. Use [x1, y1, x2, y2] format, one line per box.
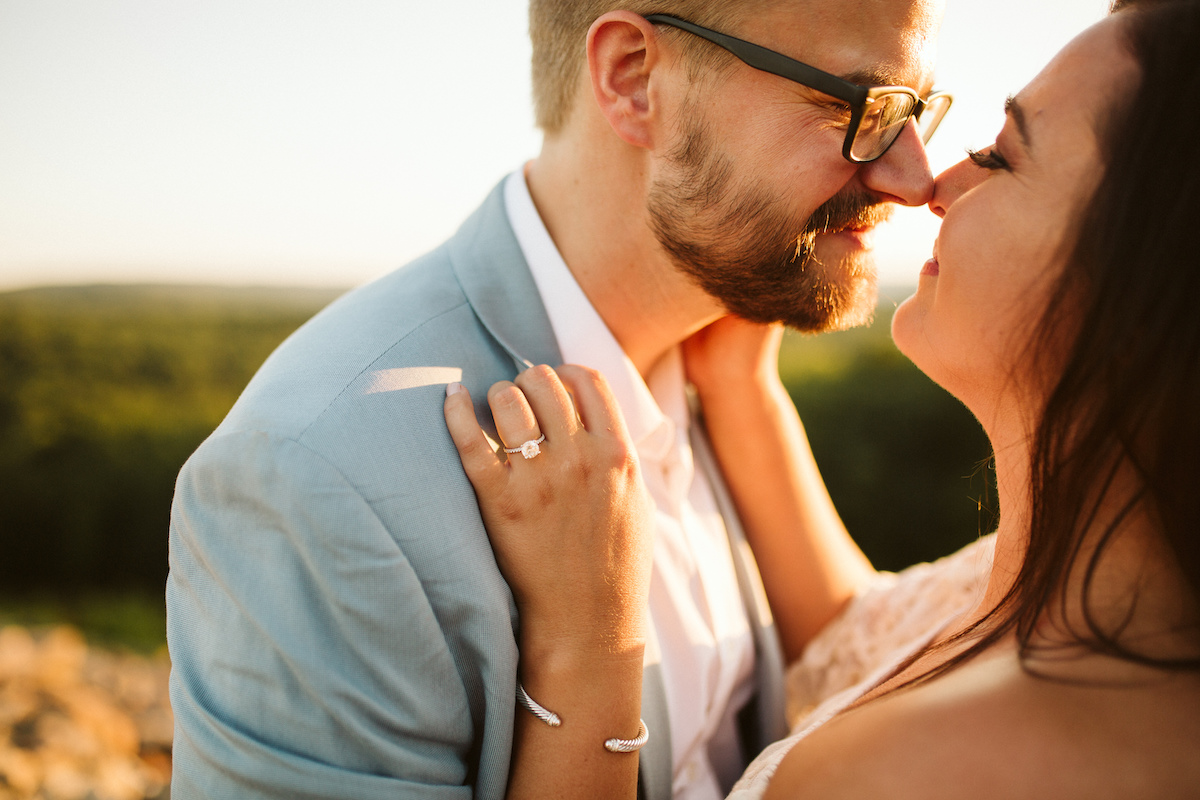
[765, 647, 1200, 800]
[787, 535, 996, 724]
[824, 534, 997, 659]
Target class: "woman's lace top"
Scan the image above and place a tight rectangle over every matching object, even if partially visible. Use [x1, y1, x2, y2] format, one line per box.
[727, 535, 996, 799]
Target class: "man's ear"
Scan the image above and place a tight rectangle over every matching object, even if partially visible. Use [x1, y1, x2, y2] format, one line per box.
[586, 11, 664, 150]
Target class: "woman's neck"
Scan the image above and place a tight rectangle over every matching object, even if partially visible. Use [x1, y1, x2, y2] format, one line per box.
[980, 418, 1034, 615]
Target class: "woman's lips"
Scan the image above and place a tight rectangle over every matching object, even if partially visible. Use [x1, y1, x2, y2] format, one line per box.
[922, 240, 940, 276]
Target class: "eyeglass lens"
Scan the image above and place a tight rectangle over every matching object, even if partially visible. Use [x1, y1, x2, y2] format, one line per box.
[850, 93, 918, 162]
[917, 94, 952, 143]
[849, 92, 952, 162]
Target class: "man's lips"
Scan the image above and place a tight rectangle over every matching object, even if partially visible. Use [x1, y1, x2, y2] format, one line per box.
[819, 224, 876, 238]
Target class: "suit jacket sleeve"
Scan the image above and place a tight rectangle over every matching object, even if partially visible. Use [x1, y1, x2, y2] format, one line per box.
[167, 428, 500, 799]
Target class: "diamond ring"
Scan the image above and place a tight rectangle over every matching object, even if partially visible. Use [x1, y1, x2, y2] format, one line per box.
[503, 435, 546, 460]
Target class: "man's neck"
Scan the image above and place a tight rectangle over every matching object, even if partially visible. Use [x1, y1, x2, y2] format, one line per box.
[525, 138, 724, 378]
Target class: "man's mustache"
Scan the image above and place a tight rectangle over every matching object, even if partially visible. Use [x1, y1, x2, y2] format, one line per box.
[786, 192, 892, 265]
[803, 192, 893, 236]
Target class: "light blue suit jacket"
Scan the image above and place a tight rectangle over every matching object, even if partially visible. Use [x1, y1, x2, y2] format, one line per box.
[167, 181, 787, 799]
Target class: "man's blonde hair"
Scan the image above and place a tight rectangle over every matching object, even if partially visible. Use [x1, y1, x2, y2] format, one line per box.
[529, 1, 759, 133]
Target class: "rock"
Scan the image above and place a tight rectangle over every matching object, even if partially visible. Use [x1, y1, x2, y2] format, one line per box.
[0, 625, 171, 800]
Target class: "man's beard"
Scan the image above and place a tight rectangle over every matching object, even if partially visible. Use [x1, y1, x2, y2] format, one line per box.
[647, 117, 890, 332]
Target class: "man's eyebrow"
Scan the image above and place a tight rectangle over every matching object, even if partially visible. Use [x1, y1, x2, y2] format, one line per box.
[1005, 95, 1032, 147]
[845, 67, 902, 85]
[843, 67, 936, 96]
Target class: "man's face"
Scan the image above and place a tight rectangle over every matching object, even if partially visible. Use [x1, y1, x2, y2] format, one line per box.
[648, 0, 943, 332]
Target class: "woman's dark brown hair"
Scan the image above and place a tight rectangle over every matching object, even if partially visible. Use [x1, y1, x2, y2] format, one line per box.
[1015, 0, 1200, 670]
[906, 0, 1200, 687]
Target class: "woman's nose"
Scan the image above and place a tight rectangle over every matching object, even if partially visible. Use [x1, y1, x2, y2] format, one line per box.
[928, 156, 984, 218]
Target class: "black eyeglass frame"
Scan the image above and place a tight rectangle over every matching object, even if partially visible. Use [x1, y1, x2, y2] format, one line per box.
[645, 14, 952, 164]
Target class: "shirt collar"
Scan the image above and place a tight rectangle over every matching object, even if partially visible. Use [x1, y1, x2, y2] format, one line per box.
[504, 168, 676, 456]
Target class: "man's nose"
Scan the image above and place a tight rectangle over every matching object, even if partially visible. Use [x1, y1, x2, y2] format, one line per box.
[856, 121, 935, 207]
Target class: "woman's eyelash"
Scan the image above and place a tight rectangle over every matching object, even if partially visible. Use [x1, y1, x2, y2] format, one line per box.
[966, 147, 1010, 170]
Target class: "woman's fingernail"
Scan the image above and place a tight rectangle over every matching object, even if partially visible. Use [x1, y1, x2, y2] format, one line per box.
[446, 381, 465, 396]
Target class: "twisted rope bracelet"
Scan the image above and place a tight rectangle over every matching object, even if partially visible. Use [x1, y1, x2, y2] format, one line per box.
[517, 683, 650, 753]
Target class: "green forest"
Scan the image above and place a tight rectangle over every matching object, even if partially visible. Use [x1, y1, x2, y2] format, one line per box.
[0, 283, 992, 645]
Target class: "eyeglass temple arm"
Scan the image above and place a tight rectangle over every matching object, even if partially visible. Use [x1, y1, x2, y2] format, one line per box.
[644, 14, 867, 106]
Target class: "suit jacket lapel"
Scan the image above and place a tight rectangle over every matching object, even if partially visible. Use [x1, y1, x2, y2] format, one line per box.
[448, 181, 563, 372]
[637, 625, 674, 800]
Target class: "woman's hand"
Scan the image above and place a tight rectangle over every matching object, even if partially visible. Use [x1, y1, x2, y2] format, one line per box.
[443, 364, 656, 658]
[445, 363, 651, 798]
[682, 315, 785, 403]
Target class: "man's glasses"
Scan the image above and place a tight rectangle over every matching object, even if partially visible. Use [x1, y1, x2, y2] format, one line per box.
[646, 14, 952, 164]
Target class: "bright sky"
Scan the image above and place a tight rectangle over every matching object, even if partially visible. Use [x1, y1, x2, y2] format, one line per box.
[0, 0, 1113, 291]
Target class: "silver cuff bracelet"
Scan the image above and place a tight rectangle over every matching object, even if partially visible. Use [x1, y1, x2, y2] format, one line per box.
[517, 683, 649, 753]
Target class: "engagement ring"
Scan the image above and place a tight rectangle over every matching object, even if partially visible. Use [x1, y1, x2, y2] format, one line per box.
[504, 435, 545, 460]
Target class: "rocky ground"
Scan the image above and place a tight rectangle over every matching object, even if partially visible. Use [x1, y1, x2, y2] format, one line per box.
[0, 626, 172, 800]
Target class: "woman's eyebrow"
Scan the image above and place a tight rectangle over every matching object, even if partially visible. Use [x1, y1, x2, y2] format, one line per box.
[1005, 94, 1032, 148]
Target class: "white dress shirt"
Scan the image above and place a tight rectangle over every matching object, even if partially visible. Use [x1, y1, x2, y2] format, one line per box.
[504, 169, 757, 799]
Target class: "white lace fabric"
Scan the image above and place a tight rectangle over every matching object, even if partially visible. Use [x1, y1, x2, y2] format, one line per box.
[727, 535, 996, 799]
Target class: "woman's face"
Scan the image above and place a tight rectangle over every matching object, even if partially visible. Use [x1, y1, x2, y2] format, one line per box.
[892, 15, 1139, 429]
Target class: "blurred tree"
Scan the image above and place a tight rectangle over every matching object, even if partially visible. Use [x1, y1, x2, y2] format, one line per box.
[0, 285, 993, 598]
[778, 300, 995, 571]
[0, 285, 342, 595]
